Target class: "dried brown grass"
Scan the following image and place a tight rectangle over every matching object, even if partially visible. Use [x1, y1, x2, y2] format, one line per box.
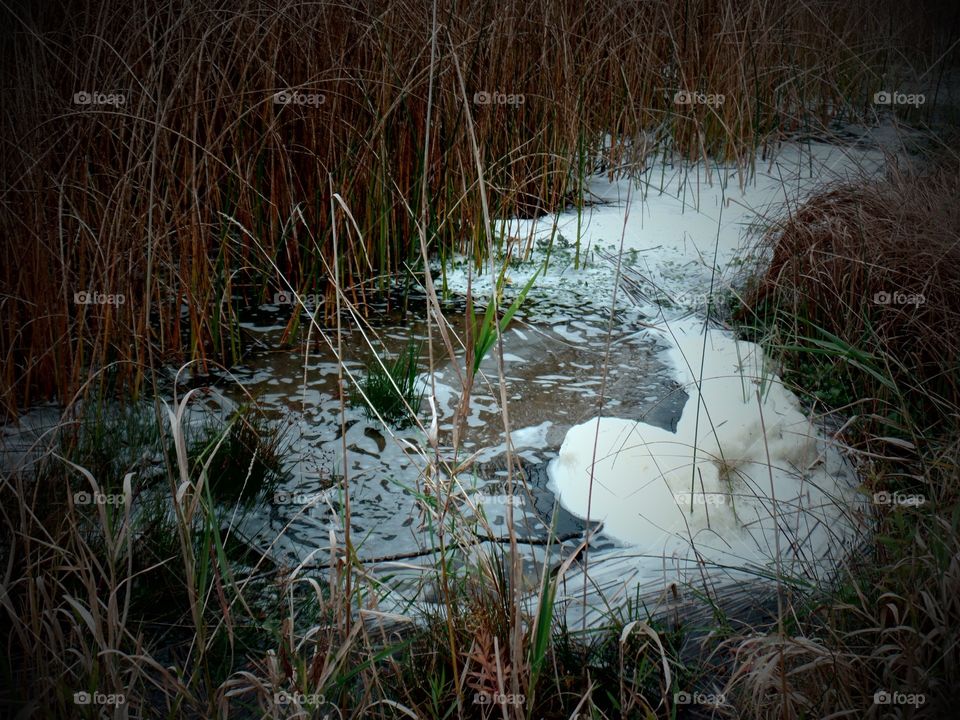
[726, 156, 960, 719]
[1, 0, 943, 419]
[741, 159, 960, 437]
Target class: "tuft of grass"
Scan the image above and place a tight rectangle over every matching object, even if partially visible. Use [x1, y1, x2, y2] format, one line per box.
[735, 161, 960, 441]
[351, 340, 424, 428]
[185, 403, 289, 508]
[59, 400, 163, 491]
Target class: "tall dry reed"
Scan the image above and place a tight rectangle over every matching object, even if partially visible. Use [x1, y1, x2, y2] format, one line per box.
[2, 0, 950, 418]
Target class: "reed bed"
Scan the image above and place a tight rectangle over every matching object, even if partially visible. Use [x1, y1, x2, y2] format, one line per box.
[1, 0, 950, 418]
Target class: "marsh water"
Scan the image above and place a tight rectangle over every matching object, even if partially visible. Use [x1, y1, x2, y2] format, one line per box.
[225, 279, 689, 574]
[3, 127, 906, 623]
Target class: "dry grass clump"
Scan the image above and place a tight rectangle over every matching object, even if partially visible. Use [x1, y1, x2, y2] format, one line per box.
[725, 157, 960, 719]
[724, 634, 864, 719]
[721, 435, 960, 719]
[739, 161, 960, 438]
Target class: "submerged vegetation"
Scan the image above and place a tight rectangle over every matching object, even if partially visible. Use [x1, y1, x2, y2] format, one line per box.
[1, 0, 959, 718]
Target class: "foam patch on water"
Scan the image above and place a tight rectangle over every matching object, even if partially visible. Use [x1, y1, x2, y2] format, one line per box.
[548, 317, 857, 577]
[439, 123, 908, 325]
[508, 421, 553, 449]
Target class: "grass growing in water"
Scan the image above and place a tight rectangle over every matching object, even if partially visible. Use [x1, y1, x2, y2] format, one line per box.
[185, 404, 289, 508]
[351, 340, 424, 428]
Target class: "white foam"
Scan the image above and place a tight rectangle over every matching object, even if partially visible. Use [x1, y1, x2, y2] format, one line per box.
[548, 317, 855, 576]
[508, 421, 553, 449]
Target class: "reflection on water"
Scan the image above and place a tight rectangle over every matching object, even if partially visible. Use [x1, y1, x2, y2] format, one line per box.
[224, 287, 687, 583]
